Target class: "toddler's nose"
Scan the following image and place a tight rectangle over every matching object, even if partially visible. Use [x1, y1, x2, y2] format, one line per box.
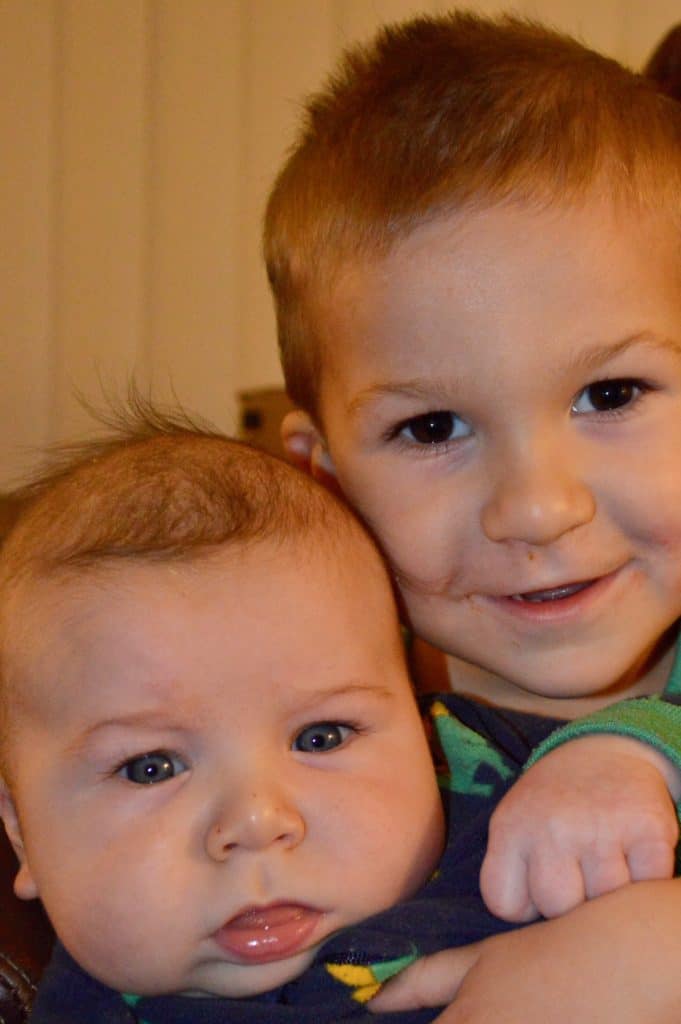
[481, 443, 595, 546]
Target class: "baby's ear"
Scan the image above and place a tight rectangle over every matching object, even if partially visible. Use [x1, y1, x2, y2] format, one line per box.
[281, 410, 338, 483]
[0, 778, 39, 900]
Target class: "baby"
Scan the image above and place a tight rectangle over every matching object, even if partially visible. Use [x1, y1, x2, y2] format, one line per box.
[0, 409, 553, 1023]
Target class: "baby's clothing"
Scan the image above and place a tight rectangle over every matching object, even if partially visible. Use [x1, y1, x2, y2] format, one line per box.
[29, 694, 552, 1023]
[29, 685, 681, 1022]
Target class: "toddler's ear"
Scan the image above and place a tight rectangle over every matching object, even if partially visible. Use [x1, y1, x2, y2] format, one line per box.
[0, 778, 39, 900]
[281, 410, 338, 484]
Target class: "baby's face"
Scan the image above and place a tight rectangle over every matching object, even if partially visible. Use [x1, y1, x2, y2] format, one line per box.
[313, 197, 681, 713]
[0, 541, 443, 997]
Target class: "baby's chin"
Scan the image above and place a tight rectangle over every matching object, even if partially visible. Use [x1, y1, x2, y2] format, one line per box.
[79, 946, 320, 1003]
[178, 942, 325, 1000]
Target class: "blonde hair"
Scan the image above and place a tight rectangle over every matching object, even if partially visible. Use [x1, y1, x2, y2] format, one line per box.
[0, 403, 387, 762]
[644, 23, 681, 101]
[264, 11, 681, 419]
[0, 411, 353, 577]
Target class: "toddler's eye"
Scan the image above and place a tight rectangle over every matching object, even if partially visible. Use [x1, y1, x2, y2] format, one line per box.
[118, 750, 187, 785]
[572, 379, 641, 414]
[398, 410, 470, 445]
[293, 723, 352, 753]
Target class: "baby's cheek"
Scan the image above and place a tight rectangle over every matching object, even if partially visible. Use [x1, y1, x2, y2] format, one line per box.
[63, 886, 176, 993]
[50, 838, 183, 981]
[48, 878, 128, 980]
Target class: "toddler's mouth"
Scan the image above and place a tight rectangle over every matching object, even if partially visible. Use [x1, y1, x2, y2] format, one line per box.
[510, 581, 592, 603]
[213, 903, 324, 964]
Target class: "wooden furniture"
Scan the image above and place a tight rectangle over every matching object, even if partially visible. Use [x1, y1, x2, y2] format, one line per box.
[0, 827, 54, 1021]
[0, 496, 55, 1019]
[238, 387, 294, 458]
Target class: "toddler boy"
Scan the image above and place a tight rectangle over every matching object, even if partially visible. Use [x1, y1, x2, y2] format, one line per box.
[264, 11, 681, 1020]
[0, 411, 567, 1022]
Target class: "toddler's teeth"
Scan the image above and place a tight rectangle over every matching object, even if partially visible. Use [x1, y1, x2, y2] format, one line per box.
[514, 582, 591, 603]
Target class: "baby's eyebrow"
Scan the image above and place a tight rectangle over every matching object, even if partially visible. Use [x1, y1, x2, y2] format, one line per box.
[66, 685, 396, 753]
[290, 681, 396, 715]
[66, 710, 186, 753]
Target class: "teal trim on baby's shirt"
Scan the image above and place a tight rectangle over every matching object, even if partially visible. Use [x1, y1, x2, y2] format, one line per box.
[665, 633, 681, 695]
[121, 992, 150, 1023]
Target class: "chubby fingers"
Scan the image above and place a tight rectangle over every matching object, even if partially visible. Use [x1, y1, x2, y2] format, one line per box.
[624, 836, 675, 883]
[529, 825, 678, 913]
[481, 839, 587, 921]
[479, 839, 539, 921]
[482, 832, 677, 923]
[369, 947, 480, 1013]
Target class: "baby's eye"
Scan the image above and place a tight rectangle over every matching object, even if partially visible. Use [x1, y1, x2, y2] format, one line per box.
[571, 379, 642, 415]
[117, 750, 188, 785]
[397, 410, 471, 445]
[293, 723, 353, 754]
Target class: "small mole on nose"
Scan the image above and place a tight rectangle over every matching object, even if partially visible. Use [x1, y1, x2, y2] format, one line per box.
[527, 551, 535, 561]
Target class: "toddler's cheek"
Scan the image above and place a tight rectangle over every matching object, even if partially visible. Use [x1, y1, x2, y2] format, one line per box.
[636, 516, 681, 563]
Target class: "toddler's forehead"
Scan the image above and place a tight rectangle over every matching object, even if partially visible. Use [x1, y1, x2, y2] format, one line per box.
[320, 192, 679, 310]
[313, 193, 681, 419]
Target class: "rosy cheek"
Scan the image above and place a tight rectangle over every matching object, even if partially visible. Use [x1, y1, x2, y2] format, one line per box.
[656, 527, 681, 559]
[627, 506, 681, 554]
[381, 527, 454, 576]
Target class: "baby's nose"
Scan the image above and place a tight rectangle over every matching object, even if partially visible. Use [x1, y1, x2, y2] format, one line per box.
[205, 790, 306, 862]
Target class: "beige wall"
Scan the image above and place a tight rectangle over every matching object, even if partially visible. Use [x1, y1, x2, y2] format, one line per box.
[2, 0, 679, 485]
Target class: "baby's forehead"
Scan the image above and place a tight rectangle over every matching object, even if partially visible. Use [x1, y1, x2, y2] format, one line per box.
[1, 567, 122, 682]
[3, 529, 393, 665]
[2, 545, 404, 735]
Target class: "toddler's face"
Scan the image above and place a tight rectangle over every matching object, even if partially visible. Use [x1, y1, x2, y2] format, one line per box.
[0, 542, 443, 997]
[312, 198, 681, 712]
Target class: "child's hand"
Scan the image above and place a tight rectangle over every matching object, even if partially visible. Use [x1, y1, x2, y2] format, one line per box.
[481, 734, 679, 921]
[370, 880, 681, 1022]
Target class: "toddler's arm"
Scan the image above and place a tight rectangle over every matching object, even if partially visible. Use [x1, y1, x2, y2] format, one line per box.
[481, 728, 680, 920]
[431, 688, 681, 922]
[370, 878, 681, 1022]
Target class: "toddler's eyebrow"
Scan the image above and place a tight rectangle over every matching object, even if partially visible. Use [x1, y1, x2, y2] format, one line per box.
[569, 331, 681, 374]
[347, 334, 681, 415]
[347, 378, 456, 416]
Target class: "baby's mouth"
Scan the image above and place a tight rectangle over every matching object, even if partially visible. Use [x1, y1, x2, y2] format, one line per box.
[213, 903, 324, 964]
[510, 581, 593, 603]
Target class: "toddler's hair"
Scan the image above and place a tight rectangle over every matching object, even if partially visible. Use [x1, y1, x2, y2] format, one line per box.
[264, 11, 681, 419]
[644, 23, 681, 101]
